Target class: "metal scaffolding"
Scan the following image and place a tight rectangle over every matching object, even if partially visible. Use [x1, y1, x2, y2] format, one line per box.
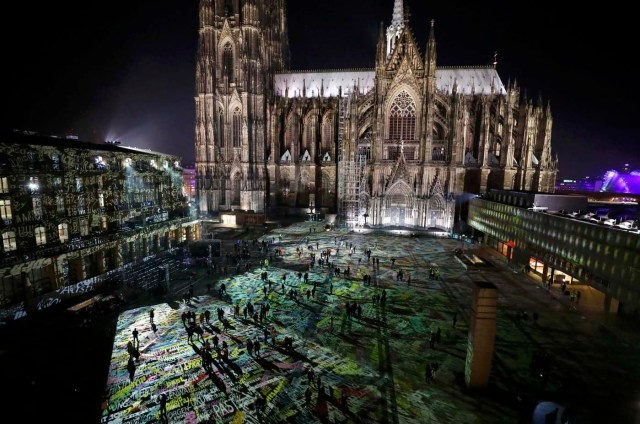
[337, 92, 366, 227]
[338, 153, 366, 227]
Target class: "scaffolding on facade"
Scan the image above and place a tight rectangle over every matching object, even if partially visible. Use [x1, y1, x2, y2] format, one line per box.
[338, 153, 367, 227]
[336, 91, 367, 227]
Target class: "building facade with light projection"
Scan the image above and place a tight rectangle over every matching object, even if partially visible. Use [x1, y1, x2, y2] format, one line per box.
[0, 131, 196, 319]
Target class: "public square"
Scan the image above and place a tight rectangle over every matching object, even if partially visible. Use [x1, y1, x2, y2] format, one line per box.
[1, 220, 638, 423]
[94, 221, 640, 423]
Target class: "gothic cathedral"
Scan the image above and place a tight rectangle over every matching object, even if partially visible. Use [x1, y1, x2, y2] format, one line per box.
[195, 0, 558, 231]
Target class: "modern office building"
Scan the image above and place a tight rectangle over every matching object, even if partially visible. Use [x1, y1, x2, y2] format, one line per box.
[0, 131, 197, 319]
[468, 190, 640, 317]
[194, 0, 558, 230]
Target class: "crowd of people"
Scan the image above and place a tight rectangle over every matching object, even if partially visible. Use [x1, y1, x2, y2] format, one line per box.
[121, 225, 452, 421]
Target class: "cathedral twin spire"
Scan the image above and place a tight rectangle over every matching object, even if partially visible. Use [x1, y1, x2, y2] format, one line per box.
[386, 0, 404, 57]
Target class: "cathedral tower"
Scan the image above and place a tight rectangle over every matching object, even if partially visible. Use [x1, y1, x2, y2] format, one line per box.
[195, 0, 289, 215]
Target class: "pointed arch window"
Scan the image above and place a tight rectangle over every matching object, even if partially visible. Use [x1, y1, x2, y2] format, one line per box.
[388, 91, 416, 142]
[232, 173, 241, 205]
[304, 116, 315, 151]
[232, 108, 242, 148]
[223, 43, 234, 82]
[216, 109, 225, 147]
[286, 115, 299, 148]
[322, 116, 333, 153]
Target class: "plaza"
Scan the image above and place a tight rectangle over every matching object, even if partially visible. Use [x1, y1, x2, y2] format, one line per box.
[93, 221, 640, 423]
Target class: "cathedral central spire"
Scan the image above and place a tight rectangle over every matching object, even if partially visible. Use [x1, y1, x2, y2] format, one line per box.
[391, 0, 404, 29]
[386, 0, 405, 58]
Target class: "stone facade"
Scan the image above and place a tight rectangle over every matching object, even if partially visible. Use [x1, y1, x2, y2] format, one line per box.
[195, 0, 558, 230]
[0, 131, 195, 316]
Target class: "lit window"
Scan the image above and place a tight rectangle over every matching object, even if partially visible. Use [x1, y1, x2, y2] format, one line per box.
[80, 219, 89, 236]
[32, 197, 42, 220]
[101, 216, 108, 230]
[35, 226, 47, 246]
[56, 196, 65, 214]
[388, 91, 416, 141]
[75, 177, 83, 192]
[98, 193, 105, 208]
[58, 223, 69, 243]
[0, 199, 12, 221]
[2, 231, 16, 252]
[0, 177, 9, 193]
[77, 196, 86, 215]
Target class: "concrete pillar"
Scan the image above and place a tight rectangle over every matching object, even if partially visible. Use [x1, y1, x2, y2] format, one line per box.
[154, 235, 160, 252]
[21, 271, 36, 313]
[129, 241, 136, 263]
[142, 237, 149, 257]
[186, 226, 193, 242]
[165, 232, 172, 250]
[465, 281, 498, 390]
[97, 251, 106, 275]
[73, 257, 87, 282]
[114, 243, 123, 269]
[542, 263, 549, 284]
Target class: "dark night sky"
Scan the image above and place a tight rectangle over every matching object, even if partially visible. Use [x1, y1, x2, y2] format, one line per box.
[4, 0, 637, 180]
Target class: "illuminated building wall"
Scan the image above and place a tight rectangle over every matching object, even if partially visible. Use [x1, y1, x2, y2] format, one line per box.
[195, 0, 559, 230]
[469, 197, 640, 315]
[0, 131, 198, 318]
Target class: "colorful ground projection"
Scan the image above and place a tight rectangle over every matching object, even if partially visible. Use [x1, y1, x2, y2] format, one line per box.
[101, 221, 639, 423]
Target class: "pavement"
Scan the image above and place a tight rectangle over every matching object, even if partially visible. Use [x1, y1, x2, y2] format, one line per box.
[1, 220, 639, 424]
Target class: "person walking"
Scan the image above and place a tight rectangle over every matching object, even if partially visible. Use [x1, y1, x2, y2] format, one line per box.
[159, 393, 168, 423]
[149, 308, 155, 324]
[132, 328, 139, 347]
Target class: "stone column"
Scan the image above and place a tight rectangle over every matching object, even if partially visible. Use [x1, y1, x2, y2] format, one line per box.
[465, 281, 498, 390]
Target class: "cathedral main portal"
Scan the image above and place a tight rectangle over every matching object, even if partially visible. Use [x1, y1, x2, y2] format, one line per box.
[384, 182, 413, 226]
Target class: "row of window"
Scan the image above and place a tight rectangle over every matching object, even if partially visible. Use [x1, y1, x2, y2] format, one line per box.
[1, 217, 109, 252]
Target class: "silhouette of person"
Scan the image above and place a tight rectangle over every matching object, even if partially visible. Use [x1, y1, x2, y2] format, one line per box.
[132, 328, 139, 347]
[127, 356, 136, 381]
[159, 393, 168, 423]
